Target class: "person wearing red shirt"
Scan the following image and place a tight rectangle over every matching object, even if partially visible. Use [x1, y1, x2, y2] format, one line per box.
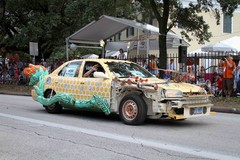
[219, 54, 236, 97]
[217, 74, 223, 91]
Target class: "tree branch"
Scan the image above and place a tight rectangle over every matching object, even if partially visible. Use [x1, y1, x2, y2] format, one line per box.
[149, 0, 161, 22]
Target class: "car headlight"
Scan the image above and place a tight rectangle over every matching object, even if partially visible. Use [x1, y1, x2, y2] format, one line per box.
[165, 89, 183, 98]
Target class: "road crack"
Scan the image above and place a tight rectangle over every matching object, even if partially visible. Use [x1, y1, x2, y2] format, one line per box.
[33, 131, 146, 160]
[0, 123, 146, 160]
[151, 148, 214, 160]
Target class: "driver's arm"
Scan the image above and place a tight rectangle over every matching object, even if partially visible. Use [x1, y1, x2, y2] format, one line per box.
[83, 64, 98, 77]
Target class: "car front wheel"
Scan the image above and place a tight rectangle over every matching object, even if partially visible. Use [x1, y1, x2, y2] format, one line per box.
[119, 94, 147, 125]
[43, 90, 62, 113]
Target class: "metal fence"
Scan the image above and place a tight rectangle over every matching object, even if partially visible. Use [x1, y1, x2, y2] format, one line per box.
[127, 51, 240, 83]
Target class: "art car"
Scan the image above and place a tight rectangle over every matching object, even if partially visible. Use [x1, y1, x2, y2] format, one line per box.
[24, 59, 214, 125]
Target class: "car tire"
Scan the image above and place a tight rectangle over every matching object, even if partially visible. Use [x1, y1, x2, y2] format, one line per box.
[44, 90, 62, 114]
[119, 94, 147, 125]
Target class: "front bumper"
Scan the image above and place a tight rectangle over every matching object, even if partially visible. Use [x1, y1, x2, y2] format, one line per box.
[168, 103, 213, 120]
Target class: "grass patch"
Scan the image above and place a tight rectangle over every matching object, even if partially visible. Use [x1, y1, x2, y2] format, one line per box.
[212, 96, 240, 108]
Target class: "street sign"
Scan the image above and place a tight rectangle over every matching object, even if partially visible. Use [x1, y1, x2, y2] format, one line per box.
[29, 42, 38, 56]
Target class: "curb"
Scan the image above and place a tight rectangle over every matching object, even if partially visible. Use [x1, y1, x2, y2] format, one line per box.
[211, 107, 240, 114]
[0, 92, 31, 97]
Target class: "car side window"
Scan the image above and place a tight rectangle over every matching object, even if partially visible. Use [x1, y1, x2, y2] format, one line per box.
[58, 61, 82, 77]
[83, 62, 105, 78]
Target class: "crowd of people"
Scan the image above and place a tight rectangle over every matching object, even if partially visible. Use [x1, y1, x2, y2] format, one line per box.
[0, 58, 64, 85]
[0, 61, 29, 85]
[1, 51, 240, 98]
[138, 53, 240, 97]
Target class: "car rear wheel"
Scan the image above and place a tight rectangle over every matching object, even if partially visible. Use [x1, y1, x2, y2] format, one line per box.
[119, 94, 147, 125]
[44, 90, 62, 113]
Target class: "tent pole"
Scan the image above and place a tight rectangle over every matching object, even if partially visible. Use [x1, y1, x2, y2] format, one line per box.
[137, 29, 139, 56]
[66, 38, 69, 61]
[146, 31, 149, 60]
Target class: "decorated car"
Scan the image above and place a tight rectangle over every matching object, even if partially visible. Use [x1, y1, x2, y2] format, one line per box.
[24, 59, 213, 125]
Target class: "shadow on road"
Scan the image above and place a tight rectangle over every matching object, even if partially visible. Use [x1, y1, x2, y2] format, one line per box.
[33, 108, 212, 127]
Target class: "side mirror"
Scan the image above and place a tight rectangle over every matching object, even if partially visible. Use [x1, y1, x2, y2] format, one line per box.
[93, 72, 109, 79]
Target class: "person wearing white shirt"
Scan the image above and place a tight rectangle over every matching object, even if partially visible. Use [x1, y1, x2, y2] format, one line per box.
[167, 59, 176, 70]
[117, 48, 126, 60]
[167, 59, 176, 80]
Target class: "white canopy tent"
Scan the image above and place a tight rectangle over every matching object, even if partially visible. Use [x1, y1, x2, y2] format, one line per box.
[81, 54, 99, 59]
[105, 41, 134, 51]
[66, 15, 182, 60]
[221, 36, 240, 52]
[105, 50, 127, 58]
[201, 41, 238, 52]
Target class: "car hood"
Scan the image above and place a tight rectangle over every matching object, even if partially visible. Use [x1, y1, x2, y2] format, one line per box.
[144, 78, 202, 93]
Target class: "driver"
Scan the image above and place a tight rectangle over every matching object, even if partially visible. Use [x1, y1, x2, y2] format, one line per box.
[83, 64, 99, 77]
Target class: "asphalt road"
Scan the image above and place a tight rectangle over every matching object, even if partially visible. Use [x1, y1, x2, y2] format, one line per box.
[0, 95, 240, 160]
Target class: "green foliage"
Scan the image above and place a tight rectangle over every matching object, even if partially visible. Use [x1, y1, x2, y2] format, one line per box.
[1, 0, 239, 66]
[0, 0, 134, 61]
[134, 0, 240, 75]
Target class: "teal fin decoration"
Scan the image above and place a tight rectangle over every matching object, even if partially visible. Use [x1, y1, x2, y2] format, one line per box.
[26, 65, 111, 115]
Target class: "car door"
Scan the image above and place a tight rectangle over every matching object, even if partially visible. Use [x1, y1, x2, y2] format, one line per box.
[78, 61, 112, 102]
[55, 61, 83, 107]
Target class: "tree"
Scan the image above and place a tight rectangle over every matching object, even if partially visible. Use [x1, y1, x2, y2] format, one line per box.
[0, 0, 134, 61]
[135, 0, 240, 77]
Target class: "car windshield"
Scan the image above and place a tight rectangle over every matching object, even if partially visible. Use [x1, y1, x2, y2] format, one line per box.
[106, 62, 154, 78]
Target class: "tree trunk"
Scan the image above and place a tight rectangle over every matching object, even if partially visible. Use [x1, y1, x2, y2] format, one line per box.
[158, 25, 167, 78]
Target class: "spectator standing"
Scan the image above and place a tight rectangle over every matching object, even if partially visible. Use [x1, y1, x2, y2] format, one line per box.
[198, 66, 206, 83]
[13, 64, 19, 85]
[0, 63, 2, 83]
[117, 48, 126, 60]
[149, 55, 157, 75]
[142, 59, 148, 69]
[167, 59, 176, 70]
[8, 63, 14, 83]
[219, 54, 236, 97]
[167, 59, 176, 79]
[235, 53, 240, 95]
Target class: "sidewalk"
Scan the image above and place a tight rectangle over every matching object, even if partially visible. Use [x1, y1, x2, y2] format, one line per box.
[0, 90, 239, 114]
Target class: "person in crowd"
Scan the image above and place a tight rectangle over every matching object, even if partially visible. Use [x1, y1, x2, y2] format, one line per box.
[45, 62, 52, 73]
[212, 73, 223, 96]
[19, 68, 25, 85]
[141, 59, 148, 69]
[198, 66, 206, 83]
[167, 59, 176, 79]
[167, 59, 176, 70]
[13, 63, 19, 85]
[186, 66, 195, 84]
[1, 64, 7, 84]
[117, 48, 126, 60]
[8, 63, 14, 82]
[235, 53, 240, 95]
[164, 70, 171, 79]
[0, 63, 2, 83]
[5, 70, 11, 84]
[149, 55, 157, 75]
[212, 72, 218, 84]
[204, 79, 212, 94]
[218, 54, 236, 98]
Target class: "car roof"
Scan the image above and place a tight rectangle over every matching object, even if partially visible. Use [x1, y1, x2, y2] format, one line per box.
[67, 59, 132, 63]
